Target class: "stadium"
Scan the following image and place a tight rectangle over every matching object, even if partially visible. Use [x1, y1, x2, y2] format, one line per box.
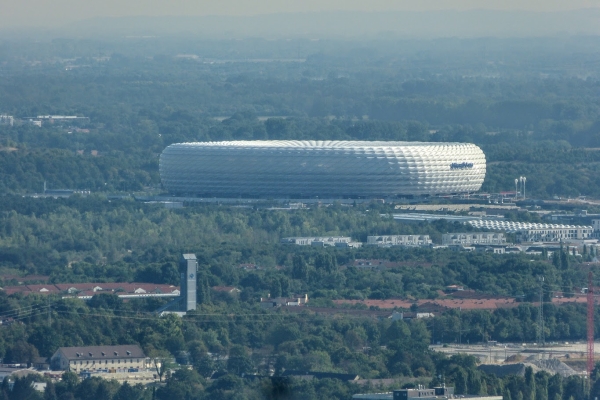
[159, 140, 486, 198]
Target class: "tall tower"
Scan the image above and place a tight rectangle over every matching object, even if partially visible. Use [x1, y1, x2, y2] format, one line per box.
[588, 271, 594, 377]
[180, 254, 197, 311]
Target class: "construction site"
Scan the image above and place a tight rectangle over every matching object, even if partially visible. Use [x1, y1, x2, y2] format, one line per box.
[434, 272, 598, 379]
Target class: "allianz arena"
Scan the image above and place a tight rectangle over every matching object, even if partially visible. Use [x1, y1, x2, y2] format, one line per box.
[159, 141, 486, 198]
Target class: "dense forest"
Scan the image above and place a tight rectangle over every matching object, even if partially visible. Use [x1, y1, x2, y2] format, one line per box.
[1, 37, 600, 196]
[0, 196, 598, 399]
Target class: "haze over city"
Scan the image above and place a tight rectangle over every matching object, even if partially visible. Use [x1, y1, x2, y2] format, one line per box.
[3, 0, 600, 37]
[2, 0, 600, 399]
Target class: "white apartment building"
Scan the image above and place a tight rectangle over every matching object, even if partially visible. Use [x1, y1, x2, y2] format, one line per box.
[367, 235, 432, 247]
[442, 232, 506, 246]
[516, 226, 593, 243]
[281, 236, 352, 246]
[593, 220, 600, 238]
[0, 115, 14, 126]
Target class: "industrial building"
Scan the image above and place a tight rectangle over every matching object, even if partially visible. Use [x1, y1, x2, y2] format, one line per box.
[159, 140, 486, 198]
[442, 232, 506, 246]
[367, 235, 432, 247]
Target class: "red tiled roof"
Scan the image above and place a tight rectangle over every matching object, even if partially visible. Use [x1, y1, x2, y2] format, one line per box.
[0, 275, 49, 282]
[1, 287, 29, 295]
[333, 296, 519, 311]
[26, 284, 60, 293]
[1, 282, 179, 297]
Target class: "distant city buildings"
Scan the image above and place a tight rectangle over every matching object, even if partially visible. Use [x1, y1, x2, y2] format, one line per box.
[393, 213, 600, 246]
[0, 282, 180, 299]
[3, 115, 90, 128]
[353, 386, 502, 400]
[281, 236, 361, 247]
[0, 115, 14, 126]
[442, 232, 506, 246]
[367, 235, 432, 247]
[515, 226, 593, 243]
[260, 294, 308, 308]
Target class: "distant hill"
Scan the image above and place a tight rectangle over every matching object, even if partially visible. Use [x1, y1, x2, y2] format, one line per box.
[50, 9, 600, 39]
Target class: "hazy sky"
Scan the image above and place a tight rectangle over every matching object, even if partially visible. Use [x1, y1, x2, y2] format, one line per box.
[3, 0, 600, 28]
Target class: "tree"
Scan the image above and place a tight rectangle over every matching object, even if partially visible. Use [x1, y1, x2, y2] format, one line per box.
[534, 372, 549, 400]
[152, 357, 174, 382]
[547, 373, 562, 400]
[315, 253, 337, 273]
[5, 341, 39, 364]
[8, 376, 42, 400]
[455, 368, 468, 395]
[227, 345, 254, 375]
[197, 276, 211, 305]
[468, 370, 483, 395]
[43, 381, 57, 400]
[560, 249, 569, 270]
[57, 371, 78, 394]
[113, 382, 145, 400]
[269, 279, 282, 298]
[523, 366, 536, 400]
[292, 255, 309, 280]
[196, 354, 215, 378]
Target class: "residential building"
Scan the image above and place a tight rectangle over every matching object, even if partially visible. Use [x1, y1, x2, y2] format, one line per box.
[26, 120, 42, 127]
[387, 311, 434, 321]
[349, 259, 408, 270]
[0, 115, 14, 126]
[0, 282, 180, 299]
[442, 232, 506, 246]
[333, 241, 362, 248]
[33, 357, 50, 370]
[353, 386, 502, 400]
[515, 226, 593, 243]
[281, 236, 352, 246]
[367, 235, 432, 247]
[473, 244, 507, 254]
[260, 294, 308, 308]
[51, 345, 147, 372]
[281, 370, 359, 381]
[593, 220, 600, 238]
[212, 286, 241, 294]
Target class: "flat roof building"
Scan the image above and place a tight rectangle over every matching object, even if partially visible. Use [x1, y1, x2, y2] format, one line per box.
[515, 226, 593, 243]
[367, 235, 432, 247]
[353, 386, 501, 400]
[281, 236, 353, 246]
[442, 232, 506, 246]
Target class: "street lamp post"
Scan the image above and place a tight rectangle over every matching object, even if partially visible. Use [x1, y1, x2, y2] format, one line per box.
[519, 176, 523, 199]
[519, 176, 527, 200]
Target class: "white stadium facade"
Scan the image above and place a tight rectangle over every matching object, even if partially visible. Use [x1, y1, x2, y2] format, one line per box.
[159, 140, 486, 198]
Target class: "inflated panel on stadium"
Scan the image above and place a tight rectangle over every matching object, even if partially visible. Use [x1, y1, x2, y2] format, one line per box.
[159, 140, 486, 197]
